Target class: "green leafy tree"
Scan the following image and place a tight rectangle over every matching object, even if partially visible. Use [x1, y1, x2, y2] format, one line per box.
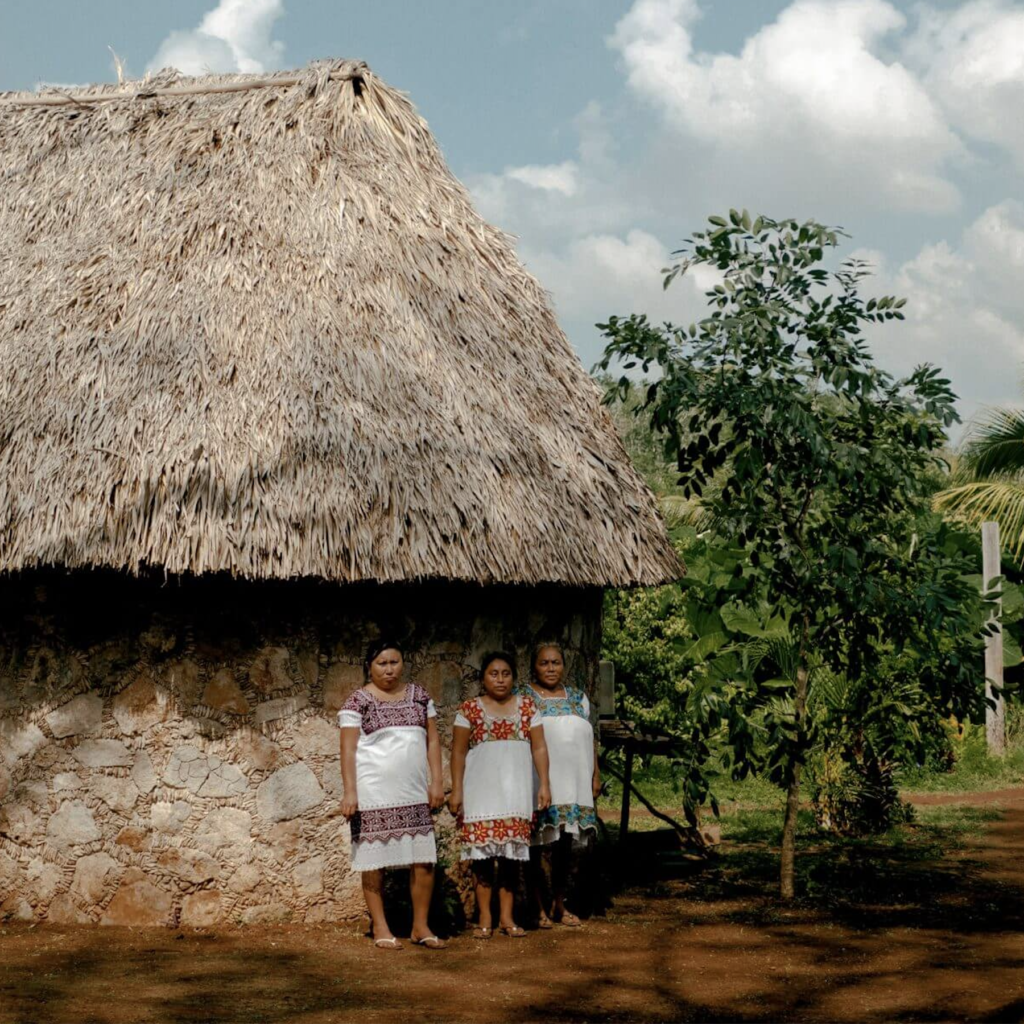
[598, 212, 985, 897]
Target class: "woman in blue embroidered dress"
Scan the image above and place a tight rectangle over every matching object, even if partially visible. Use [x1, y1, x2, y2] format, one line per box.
[338, 639, 446, 950]
[524, 642, 601, 928]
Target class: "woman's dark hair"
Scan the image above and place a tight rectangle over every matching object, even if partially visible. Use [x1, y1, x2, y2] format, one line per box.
[479, 650, 517, 681]
[363, 639, 404, 679]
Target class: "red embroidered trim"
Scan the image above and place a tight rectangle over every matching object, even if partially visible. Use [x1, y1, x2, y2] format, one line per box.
[460, 816, 533, 847]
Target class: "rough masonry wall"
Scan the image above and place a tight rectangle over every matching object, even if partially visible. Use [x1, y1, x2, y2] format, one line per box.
[0, 571, 602, 926]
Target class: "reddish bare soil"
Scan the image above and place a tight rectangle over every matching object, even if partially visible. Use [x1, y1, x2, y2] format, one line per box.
[3, 792, 1024, 1023]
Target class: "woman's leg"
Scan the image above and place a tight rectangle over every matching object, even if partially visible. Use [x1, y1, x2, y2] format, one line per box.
[530, 845, 553, 925]
[473, 861, 495, 930]
[361, 870, 393, 940]
[552, 834, 582, 925]
[497, 858, 519, 930]
[409, 863, 435, 940]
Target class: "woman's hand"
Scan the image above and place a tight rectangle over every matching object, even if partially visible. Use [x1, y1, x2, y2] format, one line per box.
[448, 789, 463, 818]
[340, 794, 358, 820]
[537, 784, 551, 811]
[592, 771, 603, 801]
[428, 781, 445, 811]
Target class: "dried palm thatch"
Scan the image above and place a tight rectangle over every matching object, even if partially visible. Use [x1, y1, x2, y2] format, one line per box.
[0, 60, 680, 586]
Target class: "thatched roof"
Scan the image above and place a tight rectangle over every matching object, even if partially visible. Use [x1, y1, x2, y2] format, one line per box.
[0, 60, 679, 586]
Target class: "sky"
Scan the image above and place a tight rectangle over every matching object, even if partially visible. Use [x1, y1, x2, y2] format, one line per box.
[3, 0, 1023, 433]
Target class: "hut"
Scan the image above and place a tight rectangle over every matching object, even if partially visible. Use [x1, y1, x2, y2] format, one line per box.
[0, 60, 679, 926]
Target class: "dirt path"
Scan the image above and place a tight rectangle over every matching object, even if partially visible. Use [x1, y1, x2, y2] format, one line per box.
[3, 792, 1024, 1023]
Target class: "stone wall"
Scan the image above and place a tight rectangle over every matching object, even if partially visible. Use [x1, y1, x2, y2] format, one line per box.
[0, 571, 602, 926]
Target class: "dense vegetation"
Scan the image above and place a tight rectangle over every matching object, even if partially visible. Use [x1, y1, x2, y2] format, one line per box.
[597, 212, 1020, 897]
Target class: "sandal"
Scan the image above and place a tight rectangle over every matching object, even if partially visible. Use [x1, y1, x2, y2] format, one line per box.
[556, 910, 582, 928]
[412, 935, 447, 949]
[472, 926, 492, 940]
[536, 916, 554, 930]
[373, 937, 403, 950]
[498, 926, 527, 938]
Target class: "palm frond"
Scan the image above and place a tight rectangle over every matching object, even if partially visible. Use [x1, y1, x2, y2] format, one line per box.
[934, 478, 1024, 564]
[962, 408, 1024, 477]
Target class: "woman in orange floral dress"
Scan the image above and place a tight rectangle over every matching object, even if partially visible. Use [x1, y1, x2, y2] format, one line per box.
[449, 651, 551, 938]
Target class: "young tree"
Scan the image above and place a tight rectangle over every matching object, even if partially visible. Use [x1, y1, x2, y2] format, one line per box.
[598, 213, 980, 897]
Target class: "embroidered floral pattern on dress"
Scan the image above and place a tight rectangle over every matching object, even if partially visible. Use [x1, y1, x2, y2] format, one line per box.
[519, 685, 586, 719]
[458, 696, 537, 748]
[460, 816, 533, 847]
[351, 803, 435, 844]
[341, 684, 430, 735]
[535, 802, 598, 832]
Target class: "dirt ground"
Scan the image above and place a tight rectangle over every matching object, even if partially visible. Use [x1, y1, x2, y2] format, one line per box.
[3, 792, 1024, 1023]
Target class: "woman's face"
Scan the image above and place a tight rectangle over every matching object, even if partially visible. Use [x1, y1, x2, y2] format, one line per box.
[533, 647, 564, 689]
[482, 659, 514, 700]
[369, 649, 404, 690]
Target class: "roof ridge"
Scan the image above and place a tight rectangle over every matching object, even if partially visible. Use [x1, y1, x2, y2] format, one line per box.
[0, 62, 368, 109]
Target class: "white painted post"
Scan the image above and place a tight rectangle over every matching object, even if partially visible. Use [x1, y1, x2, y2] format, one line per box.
[982, 521, 1006, 755]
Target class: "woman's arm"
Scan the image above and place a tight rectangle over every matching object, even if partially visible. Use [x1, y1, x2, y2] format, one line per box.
[592, 731, 602, 801]
[339, 727, 360, 819]
[530, 724, 551, 810]
[448, 725, 470, 817]
[426, 718, 445, 810]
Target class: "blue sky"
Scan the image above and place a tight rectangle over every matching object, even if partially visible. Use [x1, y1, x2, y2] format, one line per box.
[3, 0, 1023, 431]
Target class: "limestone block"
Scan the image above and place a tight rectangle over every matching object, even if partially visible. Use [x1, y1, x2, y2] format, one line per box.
[45, 693, 103, 738]
[152, 801, 192, 834]
[249, 647, 295, 694]
[2, 896, 35, 921]
[197, 761, 248, 798]
[195, 808, 252, 852]
[298, 649, 319, 690]
[227, 863, 261, 893]
[415, 661, 462, 704]
[71, 739, 133, 768]
[322, 664, 362, 714]
[53, 772, 83, 794]
[46, 800, 101, 851]
[0, 802, 38, 843]
[163, 660, 201, 708]
[240, 903, 291, 925]
[13, 778, 48, 807]
[48, 894, 91, 924]
[321, 760, 343, 800]
[201, 669, 250, 715]
[163, 745, 210, 792]
[101, 868, 173, 926]
[181, 890, 222, 927]
[112, 675, 171, 735]
[131, 749, 158, 795]
[183, 718, 227, 741]
[71, 852, 121, 904]
[292, 718, 338, 758]
[92, 776, 139, 814]
[0, 720, 46, 762]
[115, 826, 151, 851]
[0, 763, 8, 800]
[256, 762, 324, 823]
[253, 694, 309, 727]
[156, 847, 219, 884]
[27, 858, 63, 902]
[235, 732, 287, 771]
[294, 855, 324, 896]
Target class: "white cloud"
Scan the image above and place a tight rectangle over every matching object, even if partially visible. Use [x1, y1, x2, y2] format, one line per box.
[506, 161, 579, 196]
[609, 0, 964, 213]
[907, 1, 1024, 168]
[147, 0, 285, 76]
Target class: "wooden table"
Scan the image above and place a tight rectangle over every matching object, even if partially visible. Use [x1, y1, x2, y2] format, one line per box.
[599, 719, 680, 844]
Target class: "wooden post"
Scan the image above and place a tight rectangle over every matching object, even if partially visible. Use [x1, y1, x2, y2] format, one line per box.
[983, 521, 1006, 755]
[619, 743, 634, 845]
[597, 660, 615, 718]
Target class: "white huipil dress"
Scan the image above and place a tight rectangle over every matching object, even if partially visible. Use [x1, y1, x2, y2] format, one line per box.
[338, 684, 438, 872]
[523, 685, 598, 847]
[455, 694, 542, 862]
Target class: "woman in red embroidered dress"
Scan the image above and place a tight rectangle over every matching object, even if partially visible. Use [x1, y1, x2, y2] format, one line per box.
[449, 651, 551, 938]
[339, 639, 446, 950]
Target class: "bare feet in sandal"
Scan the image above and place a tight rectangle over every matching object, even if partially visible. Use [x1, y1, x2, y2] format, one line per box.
[412, 935, 447, 949]
[374, 937, 403, 950]
[472, 926, 492, 939]
[555, 909, 582, 927]
[498, 925, 527, 938]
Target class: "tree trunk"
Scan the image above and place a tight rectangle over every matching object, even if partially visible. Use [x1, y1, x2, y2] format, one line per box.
[780, 661, 809, 899]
